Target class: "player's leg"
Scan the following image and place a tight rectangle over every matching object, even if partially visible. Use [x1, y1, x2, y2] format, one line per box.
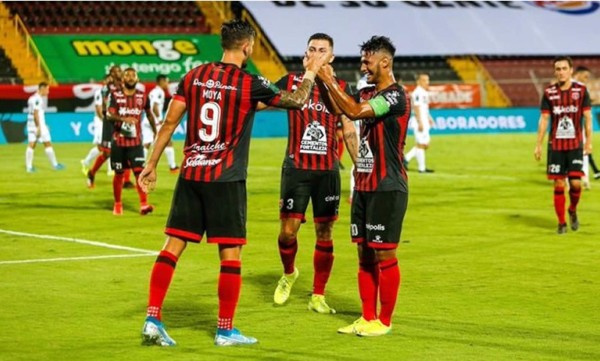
[582, 155, 590, 189]
[415, 130, 432, 173]
[589, 153, 600, 178]
[89, 120, 113, 183]
[129, 145, 153, 215]
[356, 190, 407, 337]
[39, 126, 63, 170]
[165, 139, 179, 173]
[110, 143, 126, 215]
[25, 128, 37, 172]
[143, 178, 205, 346]
[567, 149, 584, 231]
[203, 181, 257, 346]
[275, 168, 310, 305]
[307, 170, 340, 314]
[82, 119, 103, 174]
[548, 149, 568, 233]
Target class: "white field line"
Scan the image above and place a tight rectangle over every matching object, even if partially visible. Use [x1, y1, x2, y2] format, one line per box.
[0, 229, 157, 255]
[0, 253, 155, 265]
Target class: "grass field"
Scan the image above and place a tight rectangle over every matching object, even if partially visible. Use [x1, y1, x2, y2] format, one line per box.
[1, 134, 599, 361]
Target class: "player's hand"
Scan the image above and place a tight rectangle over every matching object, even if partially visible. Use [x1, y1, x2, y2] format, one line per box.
[35, 127, 41, 138]
[138, 165, 157, 194]
[304, 51, 328, 73]
[534, 144, 542, 161]
[584, 142, 592, 156]
[317, 65, 335, 83]
[122, 116, 138, 124]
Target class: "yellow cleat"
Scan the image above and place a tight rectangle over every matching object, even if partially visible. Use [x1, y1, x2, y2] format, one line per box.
[308, 294, 336, 314]
[356, 319, 392, 337]
[80, 160, 89, 176]
[337, 317, 371, 334]
[273, 267, 299, 305]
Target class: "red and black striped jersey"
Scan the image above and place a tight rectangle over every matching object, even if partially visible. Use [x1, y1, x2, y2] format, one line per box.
[108, 88, 148, 147]
[541, 82, 591, 151]
[174, 62, 281, 182]
[276, 73, 350, 171]
[354, 83, 410, 192]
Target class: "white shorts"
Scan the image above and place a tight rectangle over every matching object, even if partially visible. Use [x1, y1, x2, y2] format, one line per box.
[92, 118, 103, 145]
[142, 119, 157, 146]
[414, 129, 430, 145]
[27, 124, 51, 143]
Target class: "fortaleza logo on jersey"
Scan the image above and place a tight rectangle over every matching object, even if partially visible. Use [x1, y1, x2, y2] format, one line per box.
[356, 137, 374, 173]
[527, 1, 599, 15]
[553, 105, 579, 115]
[300, 121, 327, 155]
[184, 154, 222, 168]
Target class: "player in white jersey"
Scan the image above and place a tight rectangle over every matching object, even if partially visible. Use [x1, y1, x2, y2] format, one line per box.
[142, 74, 179, 173]
[25, 82, 64, 172]
[404, 73, 435, 173]
[80, 75, 113, 176]
[573, 66, 599, 189]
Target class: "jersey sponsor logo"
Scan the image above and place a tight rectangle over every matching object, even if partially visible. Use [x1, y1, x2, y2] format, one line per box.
[548, 95, 560, 100]
[384, 91, 400, 105]
[72, 39, 198, 61]
[188, 141, 228, 153]
[184, 154, 222, 168]
[556, 116, 575, 139]
[366, 223, 386, 231]
[301, 99, 331, 114]
[192, 79, 237, 91]
[116, 98, 127, 103]
[118, 107, 142, 116]
[324, 195, 340, 202]
[372, 235, 383, 243]
[300, 121, 328, 155]
[356, 137, 374, 173]
[552, 105, 578, 115]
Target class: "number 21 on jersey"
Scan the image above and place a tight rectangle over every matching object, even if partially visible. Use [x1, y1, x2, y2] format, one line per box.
[199, 102, 221, 142]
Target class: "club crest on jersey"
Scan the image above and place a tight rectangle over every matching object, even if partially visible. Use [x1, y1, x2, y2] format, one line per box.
[300, 121, 327, 155]
[572, 92, 580, 100]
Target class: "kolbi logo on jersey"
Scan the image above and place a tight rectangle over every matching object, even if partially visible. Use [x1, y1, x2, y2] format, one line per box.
[552, 105, 578, 115]
[302, 99, 330, 114]
[118, 107, 142, 116]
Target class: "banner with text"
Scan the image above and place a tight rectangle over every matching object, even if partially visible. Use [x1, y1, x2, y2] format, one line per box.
[32, 34, 258, 83]
[243, 1, 600, 56]
[405, 84, 481, 108]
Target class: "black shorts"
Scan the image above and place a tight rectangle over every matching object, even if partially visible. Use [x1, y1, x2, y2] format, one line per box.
[165, 178, 247, 245]
[279, 168, 340, 223]
[547, 148, 584, 179]
[101, 120, 113, 150]
[110, 143, 145, 172]
[351, 190, 408, 249]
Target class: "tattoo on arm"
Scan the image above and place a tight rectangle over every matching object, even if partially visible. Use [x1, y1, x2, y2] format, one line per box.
[344, 130, 358, 165]
[277, 78, 314, 109]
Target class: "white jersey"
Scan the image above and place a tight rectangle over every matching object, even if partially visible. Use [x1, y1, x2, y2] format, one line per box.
[27, 93, 46, 128]
[93, 88, 103, 122]
[146, 86, 165, 123]
[411, 85, 430, 132]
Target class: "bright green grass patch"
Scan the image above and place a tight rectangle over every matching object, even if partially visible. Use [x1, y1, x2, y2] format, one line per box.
[0, 134, 598, 361]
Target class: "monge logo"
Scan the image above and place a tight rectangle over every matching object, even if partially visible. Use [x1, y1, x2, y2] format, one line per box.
[528, 1, 599, 15]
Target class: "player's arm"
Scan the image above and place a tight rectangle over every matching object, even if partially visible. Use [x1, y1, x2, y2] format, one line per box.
[139, 98, 186, 193]
[316, 79, 343, 115]
[341, 115, 358, 165]
[94, 103, 103, 119]
[583, 109, 592, 155]
[413, 106, 424, 132]
[32, 108, 41, 137]
[318, 66, 376, 120]
[106, 95, 137, 125]
[271, 53, 327, 109]
[534, 113, 549, 161]
[146, 107, 157, 136]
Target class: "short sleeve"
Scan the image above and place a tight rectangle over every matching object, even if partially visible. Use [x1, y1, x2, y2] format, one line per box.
[540, 93, 551, 113]
[583, 89, 592, 109]
[94, 90, 103, 106]
[251, 75, 281, 105]
[412, 89, 423, 107]
[173, 77, 186, 104]
[275, 75, 289, 91]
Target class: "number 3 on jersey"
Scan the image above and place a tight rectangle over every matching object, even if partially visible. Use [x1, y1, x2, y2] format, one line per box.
[199, 102, 221, 142]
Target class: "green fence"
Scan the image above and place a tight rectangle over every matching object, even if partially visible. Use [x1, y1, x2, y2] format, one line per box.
[33, 34, 258, 83]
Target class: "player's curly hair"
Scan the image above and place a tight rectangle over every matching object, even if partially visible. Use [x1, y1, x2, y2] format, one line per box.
[360, 36, 395, 57]
[221, 19, 256, 50]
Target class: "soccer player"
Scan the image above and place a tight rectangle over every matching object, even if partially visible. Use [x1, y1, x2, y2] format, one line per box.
[534, 56, 592, 234]
[25, 82, 64, 172]
[317, 36, 410, 337]
[142, 74, 179, 173]
[404, 73, 435, 173]
[138, 19, 327, 347]
[81, 75, 111, 176]
[272, 33, 357, 314]
[105, 68, 156, 216]
[572, 66, 600, 187]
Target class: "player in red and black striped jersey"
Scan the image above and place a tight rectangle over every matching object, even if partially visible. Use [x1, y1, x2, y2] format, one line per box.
[105, 68, 156, 216]
[272, 33, 358, 314]
[137, 20, 328, 346]
[535, 56, 593, 234]
[318, 36, 409, 337]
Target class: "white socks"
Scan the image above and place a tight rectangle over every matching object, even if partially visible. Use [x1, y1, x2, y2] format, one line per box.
[405, 147, 416, 162]
[165, 146, 177, 168]
[45, 147, 58, 167]
[416, 148, 426, 172]
[83, 147, 101, 166]
[25, 147, 34, 170]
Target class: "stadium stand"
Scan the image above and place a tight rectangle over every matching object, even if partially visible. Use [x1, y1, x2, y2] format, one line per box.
[0, 47, 21, 84]
[4, 1, 210, 34]
[481, 56, 600, 107]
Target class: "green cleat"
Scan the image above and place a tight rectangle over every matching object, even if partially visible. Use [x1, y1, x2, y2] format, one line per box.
[308, 294, 336, 314]
[356, 319, 392, 337]
[337, 317, 371, 335]
[80, 160, 89, 176]
[273, 267, 299, 305]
